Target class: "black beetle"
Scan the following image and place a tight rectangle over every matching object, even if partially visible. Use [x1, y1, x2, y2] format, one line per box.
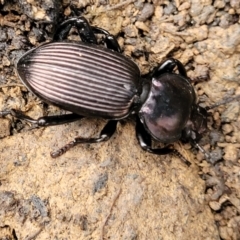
[1, 17, 210, 164]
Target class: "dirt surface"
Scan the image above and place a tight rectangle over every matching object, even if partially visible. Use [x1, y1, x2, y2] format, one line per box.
[0, 0, 240, 239]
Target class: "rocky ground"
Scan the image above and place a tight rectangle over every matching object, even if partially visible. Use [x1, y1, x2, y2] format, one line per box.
[0, 0, 239, 239]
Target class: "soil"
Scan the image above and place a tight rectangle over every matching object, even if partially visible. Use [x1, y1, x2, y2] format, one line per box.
[0, 0, 239, 239]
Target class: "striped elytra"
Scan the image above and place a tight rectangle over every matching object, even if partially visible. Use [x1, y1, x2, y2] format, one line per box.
[17, 41, 141, 119]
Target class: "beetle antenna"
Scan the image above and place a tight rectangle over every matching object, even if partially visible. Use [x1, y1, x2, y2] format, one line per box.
[206, 94, 240, 110]
[193, 141, 211, 159]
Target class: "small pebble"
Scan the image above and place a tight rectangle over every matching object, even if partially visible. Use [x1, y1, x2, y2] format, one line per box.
[223, 145, 238, 162]
[138, 3, 154, 21]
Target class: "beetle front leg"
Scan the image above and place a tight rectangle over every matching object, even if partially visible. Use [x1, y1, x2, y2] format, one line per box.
[53, 17, 97, 44]
[51, 120, 118, 158]
[136, 116, 174, 155]
[136, 117, 191, 166]
[153, 58, 188, 78]
[0, 109, 83, 127]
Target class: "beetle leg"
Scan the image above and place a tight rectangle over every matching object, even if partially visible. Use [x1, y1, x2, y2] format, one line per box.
[53, 17, 121, 52]
[0, 109, 83, 126]
[173, 58, 188, 77]
[50, 120, 118, 158]
[135, 117, 191, 166]
[53, 17, 97, 44]
[92, 27, 121, 52]
[153, 58, 187, 78]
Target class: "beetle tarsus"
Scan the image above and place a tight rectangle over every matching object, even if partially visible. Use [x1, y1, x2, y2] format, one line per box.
[51, 141, 76, 158]
[172, 149, 191, 166]
[0, 109, 37, 123]
[51, 120, 118, 157]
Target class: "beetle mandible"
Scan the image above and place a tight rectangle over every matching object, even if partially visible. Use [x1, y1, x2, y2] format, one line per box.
[0, 17, 210, 165]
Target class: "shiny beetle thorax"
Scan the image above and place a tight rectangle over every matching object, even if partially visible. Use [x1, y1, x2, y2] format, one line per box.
[139, 73, 196, 143]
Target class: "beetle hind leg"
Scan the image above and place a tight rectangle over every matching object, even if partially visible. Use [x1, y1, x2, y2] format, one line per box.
[0, 109, 83, 126]
[53, 17, 121, 52]
[53, 17, 98, 44]
[136, 117, 191, 166]
[51, 120, 118, 158]
[92, 27, 121, 52]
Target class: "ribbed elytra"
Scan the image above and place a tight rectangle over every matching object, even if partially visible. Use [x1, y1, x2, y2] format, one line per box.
[17, 41, 141, 119]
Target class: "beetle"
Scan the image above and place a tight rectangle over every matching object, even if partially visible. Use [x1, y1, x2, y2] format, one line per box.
[0, 17, 210, 165]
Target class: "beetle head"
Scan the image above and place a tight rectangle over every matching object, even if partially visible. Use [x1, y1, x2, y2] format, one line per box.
[181, 105, 208, 143]
[182, 94, 240, 144]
